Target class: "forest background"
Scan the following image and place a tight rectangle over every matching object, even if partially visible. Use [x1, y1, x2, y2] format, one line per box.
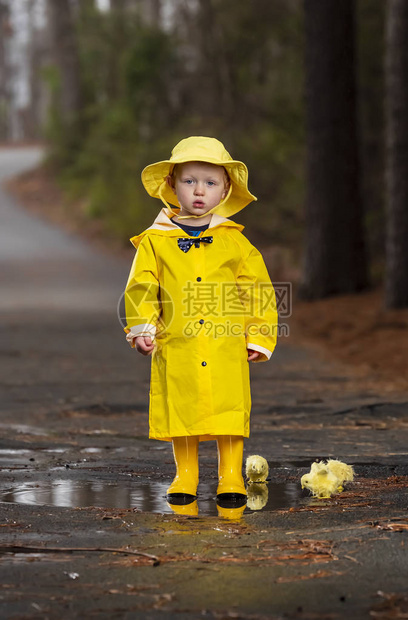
[1, 0, 407, 385]
[0, 0, 383, 263]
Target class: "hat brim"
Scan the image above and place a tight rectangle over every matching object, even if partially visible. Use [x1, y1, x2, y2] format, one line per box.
[141, 157, 256, 218]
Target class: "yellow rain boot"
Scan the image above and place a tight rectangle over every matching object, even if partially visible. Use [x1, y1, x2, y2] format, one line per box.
[167, 499, 199, 516]
[216, 435, 247, 499]
[216, 501, 246, 521]
[167, 436, 199, 499]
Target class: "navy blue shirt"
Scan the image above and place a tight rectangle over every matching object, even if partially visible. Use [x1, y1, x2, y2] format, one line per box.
[173, 219, 210, 237]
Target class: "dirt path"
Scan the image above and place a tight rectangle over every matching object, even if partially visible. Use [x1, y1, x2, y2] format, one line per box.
[0, 147, 125, 313]
[1, 147, 407, 619]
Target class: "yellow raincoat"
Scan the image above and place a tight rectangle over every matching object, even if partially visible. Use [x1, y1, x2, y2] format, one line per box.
[124, 137, 278, 442]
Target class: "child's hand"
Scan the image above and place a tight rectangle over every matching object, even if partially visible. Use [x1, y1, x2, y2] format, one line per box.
[135, 335, 155, 356]
[247, 349, 260, 362]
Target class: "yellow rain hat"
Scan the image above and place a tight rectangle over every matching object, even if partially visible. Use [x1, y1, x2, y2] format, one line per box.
[141, 136, 257, 218]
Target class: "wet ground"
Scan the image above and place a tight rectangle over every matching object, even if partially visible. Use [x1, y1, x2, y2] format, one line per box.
[1, 147, 408, 619]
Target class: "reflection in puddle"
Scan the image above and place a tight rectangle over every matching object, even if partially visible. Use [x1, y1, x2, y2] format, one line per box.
[1, 480, 170, 513]
[0, 424, 49, 436]
[0, 553, 71, 564]
[0, 479, 304, 516]
[0, 449, 32, 456]
[0, 447, 67, 465]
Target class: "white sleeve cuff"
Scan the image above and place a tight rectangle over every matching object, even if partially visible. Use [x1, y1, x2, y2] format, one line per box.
[247, 342, 272, 360]
[127, 323, 157, 341]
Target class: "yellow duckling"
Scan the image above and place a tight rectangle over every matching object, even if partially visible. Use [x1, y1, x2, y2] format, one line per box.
[301, 459, 354, 498]
[245, 455, 269, 483]
[246, 482, 269, 510]
[325, 459, 354, 489]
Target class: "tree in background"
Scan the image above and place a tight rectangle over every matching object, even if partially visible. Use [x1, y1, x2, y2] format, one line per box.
[0, 1, 12, 140]
[52, 0, 179, 236]
[40, 0, 304, 243]
[384, 0, 408, 308]
[24, 0, 50, 140]
[13, 0, 389, 285]
[356, 0, 386, 283]
[167, 0, 305, 244]
[46, 0, 81, 121]
[299, 0, 369, 300]
[46, 0, 83, 165]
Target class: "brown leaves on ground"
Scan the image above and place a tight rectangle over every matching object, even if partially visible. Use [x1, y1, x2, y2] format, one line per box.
[106, 537, 339, 569]
[370, 517, 408, 532]
[275, 569, 345, 583]
[291, 288, 408, 392]
[255, 538, 338, 564]
[371, 590, 408, 618]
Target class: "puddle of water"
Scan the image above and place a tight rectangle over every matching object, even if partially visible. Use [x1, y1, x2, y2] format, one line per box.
[0, 423, 49, 436]
[0, 449, 31, 456]
[0, 553, 70, 564]
[0, 448, 35, 466]
[0, 478, 305, 516]
[0, 447, 68, 465]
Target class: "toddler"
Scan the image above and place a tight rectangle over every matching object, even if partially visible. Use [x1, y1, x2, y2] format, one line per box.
[123, 136, 277, 511]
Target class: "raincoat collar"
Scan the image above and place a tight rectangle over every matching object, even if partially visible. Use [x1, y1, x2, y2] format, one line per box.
[130, 208, 244, 249]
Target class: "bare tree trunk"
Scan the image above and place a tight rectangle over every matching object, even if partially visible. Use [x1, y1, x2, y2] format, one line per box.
[299, 0, 369, 300]
[24, 0, 49, 140]
[110, 0, 161, 23]
[110, 0, 126, 10]
[46, 0, 82, 124]
[357, 0, 386, 275]
[384, 0, 408, 308]
[106, 0, 128, 100]
[0, 0, 12, 141]
[150, 0, 161, 25]
[142, 0, 161, 26]
[195, 0, 234, 120]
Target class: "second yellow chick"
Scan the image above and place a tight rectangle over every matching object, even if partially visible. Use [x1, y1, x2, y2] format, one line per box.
[324, 459, 354, 488]
[301, 459, 354, 498]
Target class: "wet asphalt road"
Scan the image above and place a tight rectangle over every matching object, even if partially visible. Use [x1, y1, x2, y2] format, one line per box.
[0, 147, 408, 619]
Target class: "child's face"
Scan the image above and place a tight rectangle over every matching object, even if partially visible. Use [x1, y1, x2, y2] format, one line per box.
[167, 161, 229, 217]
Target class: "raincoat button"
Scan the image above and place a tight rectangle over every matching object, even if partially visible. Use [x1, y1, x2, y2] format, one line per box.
[199, 319, 204, 324]
[196, 277, 202, 282]
[202, 361, 207, 366]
